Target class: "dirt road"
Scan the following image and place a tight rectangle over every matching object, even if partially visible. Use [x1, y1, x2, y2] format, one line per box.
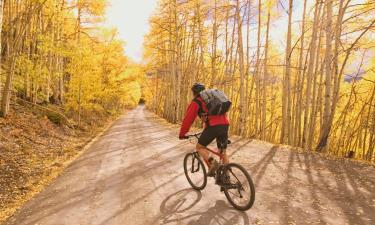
[4, 106, 375, 225]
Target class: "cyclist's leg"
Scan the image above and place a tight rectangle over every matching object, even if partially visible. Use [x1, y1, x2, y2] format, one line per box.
[216, 125, 229, 164]
[196, 144, 210, 162]
[196, 126, 216, 163]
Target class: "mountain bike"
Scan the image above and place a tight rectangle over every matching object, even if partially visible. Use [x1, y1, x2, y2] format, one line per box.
[183, 133, 255, 211]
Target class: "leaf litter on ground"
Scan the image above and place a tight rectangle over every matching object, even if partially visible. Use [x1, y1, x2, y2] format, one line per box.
[0, 102, 116, 223]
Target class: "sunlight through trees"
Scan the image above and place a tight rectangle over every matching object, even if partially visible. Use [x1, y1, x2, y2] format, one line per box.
[0, 0, 142, 123]
[144, 0, 375, 161]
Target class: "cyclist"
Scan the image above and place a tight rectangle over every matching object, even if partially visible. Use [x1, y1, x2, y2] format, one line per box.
[179, 83, 230, 176]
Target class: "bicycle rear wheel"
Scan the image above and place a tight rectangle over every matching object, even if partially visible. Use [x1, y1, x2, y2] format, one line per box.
[223, 163, 255, 211]
[183, 153, 207, 191]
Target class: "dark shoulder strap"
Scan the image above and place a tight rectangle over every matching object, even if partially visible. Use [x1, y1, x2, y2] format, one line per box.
[193, 97, 204, 117]
[193, 98, 203, 117]
[193, 97, 210, 126]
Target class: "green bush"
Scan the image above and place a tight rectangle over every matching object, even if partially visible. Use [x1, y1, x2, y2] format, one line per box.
[47, 112, 64, 125]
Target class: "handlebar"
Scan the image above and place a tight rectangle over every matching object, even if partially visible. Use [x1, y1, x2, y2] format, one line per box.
[185, 133, 202, 139]
[184, 132, 232, 145]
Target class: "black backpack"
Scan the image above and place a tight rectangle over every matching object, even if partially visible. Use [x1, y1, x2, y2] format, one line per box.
[194, 89, 232, 116]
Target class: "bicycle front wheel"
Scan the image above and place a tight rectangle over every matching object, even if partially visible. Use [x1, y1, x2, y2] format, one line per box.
[223, 163, 255, 211]
[183, 153, 207, 191]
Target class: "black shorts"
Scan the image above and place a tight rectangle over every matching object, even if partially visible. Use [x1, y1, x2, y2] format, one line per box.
[198, 125, 229, 150]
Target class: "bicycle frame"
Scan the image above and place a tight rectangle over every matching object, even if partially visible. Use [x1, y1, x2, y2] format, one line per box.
[203, 147, 225, 165]
[187, 133, 226, 165]
[183, 133, 255, 211]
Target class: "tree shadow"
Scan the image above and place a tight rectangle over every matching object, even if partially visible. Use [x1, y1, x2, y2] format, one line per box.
[229, 139, 254, 157]
[4, 140, 191, 225]
[306, 152, 375, 225]
[250, 145, 278, 187]
[185, 200, 250, 225]
[69, 131, 178, 168]
[278, 149, 375, 225]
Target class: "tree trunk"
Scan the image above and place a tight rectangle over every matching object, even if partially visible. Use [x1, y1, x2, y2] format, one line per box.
[316, 0, 334, 152]
[0, 0, 4, 99]
[1, 56, 15, 116]
[77, 1, 82, 125]
[236, 0, 246, 136]
[302, 0, 321, 149]
[255, 0, 262, 136]
[281, 0, 293, 144]
[294, 0, 307, 146]
[261, 9, 270, 140]
[211, 0, 218, 83]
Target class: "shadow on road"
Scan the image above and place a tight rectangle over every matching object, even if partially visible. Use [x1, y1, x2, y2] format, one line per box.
[156, 189, 250, 225]
[5, 106, 375, 225]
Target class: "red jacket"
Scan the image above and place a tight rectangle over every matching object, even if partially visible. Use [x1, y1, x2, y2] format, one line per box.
[179, 97, 229, 137]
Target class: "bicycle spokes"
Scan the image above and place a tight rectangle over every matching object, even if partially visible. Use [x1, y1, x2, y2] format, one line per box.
[184, 153, 207, 191]
[228, 168, 245, 193]
[223, 163, 255, 211]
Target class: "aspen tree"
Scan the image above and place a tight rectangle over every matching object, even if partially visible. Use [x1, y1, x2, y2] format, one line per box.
[302, 0, 321, 149]
[281, 0, 293, 144]
[0, 0, 4, 98]
[236, 0, 246, 135]
[261, 6, 271, 140]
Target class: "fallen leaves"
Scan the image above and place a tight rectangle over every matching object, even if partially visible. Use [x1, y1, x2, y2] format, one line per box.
[0, 103, 113, 223]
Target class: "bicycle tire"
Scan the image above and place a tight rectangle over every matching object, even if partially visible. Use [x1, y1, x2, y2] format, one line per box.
[183, 153, 207, 191]
[223, 163, 255, 211]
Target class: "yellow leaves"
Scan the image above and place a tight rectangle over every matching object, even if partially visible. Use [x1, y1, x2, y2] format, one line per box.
[64, 26, 142, 115]
[80, 0, 107, 16]
[265, 0, 276, 11]
[122, 81, 142, 107]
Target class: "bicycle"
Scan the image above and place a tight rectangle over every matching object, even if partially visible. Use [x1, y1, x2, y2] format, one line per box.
[183, 133, 255, 211]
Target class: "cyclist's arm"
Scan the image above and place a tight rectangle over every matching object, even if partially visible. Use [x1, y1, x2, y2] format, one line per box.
[179, 101, 199, 138]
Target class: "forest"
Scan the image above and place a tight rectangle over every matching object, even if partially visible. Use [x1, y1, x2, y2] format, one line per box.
[0, 0, 142, 125]
[0, 0, 375, 224]
[0, 0, 374, 162]
[0, 1, 145, 221]
[144, 0, 375, 162]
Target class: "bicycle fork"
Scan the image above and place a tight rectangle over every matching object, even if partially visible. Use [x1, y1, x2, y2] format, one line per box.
[191, 152, 201, 173]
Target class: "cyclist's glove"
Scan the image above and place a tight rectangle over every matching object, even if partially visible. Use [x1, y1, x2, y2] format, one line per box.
[179, 136, 189, 140]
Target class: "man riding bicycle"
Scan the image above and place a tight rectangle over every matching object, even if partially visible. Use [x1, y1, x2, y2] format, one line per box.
[179, 83, 230, 176]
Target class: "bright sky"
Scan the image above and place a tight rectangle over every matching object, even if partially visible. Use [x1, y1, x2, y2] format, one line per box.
[105, 0, 157, 63]
[104, 0, 301, 63]
[105, 0, 367, 67]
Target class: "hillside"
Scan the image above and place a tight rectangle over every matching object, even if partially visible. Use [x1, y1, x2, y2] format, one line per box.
[0, 101, 115, 223]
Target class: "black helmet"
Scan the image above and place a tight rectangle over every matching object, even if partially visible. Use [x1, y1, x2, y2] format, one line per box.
[191, 83, 205, 94]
